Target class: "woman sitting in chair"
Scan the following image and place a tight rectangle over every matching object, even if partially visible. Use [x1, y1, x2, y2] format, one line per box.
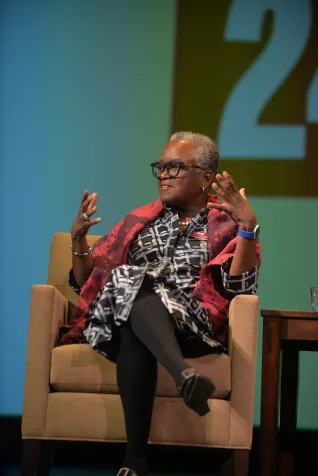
[59, 131, 261, 476]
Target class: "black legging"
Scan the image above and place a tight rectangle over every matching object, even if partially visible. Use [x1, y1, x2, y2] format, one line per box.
[116, 279, 214, 475]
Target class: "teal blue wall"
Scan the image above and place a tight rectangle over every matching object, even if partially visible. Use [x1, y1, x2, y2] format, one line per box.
[0, 0, 318, 431]
[0, 0, 176, 415]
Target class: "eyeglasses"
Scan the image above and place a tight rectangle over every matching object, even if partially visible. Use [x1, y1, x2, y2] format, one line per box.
[150, 161, 207, 178]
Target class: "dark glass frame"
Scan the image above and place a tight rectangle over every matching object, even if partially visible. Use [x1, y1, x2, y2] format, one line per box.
[150, 161, 207, 178]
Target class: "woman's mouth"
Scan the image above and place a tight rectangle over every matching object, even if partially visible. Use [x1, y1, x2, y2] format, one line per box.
[160, 183, 172, 190]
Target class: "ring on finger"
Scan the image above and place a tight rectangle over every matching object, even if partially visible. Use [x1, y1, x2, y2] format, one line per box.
[83, 213, 90, 221]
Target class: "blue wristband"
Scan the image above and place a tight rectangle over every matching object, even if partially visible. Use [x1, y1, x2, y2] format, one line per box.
[238, 225, 260, 240]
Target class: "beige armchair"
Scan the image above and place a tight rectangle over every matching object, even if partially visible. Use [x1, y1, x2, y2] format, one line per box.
[22, 232, 259, 476]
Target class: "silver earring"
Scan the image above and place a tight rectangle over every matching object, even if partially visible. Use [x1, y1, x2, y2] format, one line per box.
[202, 186, 205, 193]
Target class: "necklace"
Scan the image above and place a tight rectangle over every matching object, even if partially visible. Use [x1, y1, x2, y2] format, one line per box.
[179, 220, 190, 226]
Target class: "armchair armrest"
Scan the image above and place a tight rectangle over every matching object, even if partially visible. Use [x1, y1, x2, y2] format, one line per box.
[22, 285, 66, 438]
[228, 294, 259, 448]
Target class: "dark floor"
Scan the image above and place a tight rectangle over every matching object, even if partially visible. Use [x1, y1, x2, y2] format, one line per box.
[5, 469, 204, 476]
[1, 418, 318, 475]
[2, 437, 228, 476]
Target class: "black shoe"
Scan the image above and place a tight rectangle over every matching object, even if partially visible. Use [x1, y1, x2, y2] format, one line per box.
[179, 368, 215, 416]
[117, 468, 138, 476]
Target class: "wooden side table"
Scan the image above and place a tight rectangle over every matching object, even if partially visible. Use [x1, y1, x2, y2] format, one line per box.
[260, 309, 318, 476]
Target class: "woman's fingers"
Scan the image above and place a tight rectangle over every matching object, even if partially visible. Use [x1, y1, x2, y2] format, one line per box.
[77, 217, 101, 235]
[72, 191, 101, 239]
[80, 190, 99, 212]
[215, 172, 239, 198]
[212, 182, 225, 197]
[89, 217, 102, 226]
[81, 206, 101, 224]
[81, 196, 92, 211]
[80, 190, 90, 210]
[207, 202, 231, 214]
[207, 202, 224, 210]
[88, 192, 98, 210]
[214, 174, 231, 197]
[81, 189, 89, 204]
[215, 173, 233, 197]
[86, 206, 98, 217]
[223, 171, 239, 193]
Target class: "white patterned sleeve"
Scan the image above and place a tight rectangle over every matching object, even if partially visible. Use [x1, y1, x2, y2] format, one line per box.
[220, 257, 259, 295]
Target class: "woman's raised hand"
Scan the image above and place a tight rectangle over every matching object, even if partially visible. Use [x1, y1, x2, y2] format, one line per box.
[208, 172, 256, 229]
[71, 190, 102, 240]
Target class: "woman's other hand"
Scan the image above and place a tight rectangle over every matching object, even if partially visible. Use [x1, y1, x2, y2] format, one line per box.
[208, 172, 257, 230]
[71, 190, 102, 240]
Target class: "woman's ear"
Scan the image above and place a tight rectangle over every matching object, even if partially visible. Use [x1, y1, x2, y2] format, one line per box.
[204, 171, 214, 189]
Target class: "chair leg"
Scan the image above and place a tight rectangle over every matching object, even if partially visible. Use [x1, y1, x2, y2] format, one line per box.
[21, 439, 40, 476]
[21, 439, 55, 476]
[37, 440, 55, 476]
[219, 450, 234, 476]
[233, 450, 250, 476]
[219, 450, 250, 476]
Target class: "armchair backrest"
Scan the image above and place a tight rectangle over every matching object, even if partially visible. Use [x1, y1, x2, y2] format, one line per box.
[47, 232, 102, 307]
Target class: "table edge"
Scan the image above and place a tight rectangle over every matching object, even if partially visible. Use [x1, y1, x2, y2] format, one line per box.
[261, 309, 318, 319]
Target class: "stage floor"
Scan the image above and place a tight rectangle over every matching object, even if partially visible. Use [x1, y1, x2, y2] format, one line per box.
[3, 468, 217, 476]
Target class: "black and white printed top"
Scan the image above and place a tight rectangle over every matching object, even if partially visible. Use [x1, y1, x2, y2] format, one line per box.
[69, 206, 259, 359]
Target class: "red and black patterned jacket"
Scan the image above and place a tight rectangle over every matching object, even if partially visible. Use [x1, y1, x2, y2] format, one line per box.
[59, 195, 261, 347]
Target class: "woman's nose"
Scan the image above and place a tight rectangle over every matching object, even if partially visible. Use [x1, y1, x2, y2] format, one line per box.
[158, 167, 169, 179]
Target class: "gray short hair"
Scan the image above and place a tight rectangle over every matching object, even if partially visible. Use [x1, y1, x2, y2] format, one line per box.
[170, 131, 219, 174]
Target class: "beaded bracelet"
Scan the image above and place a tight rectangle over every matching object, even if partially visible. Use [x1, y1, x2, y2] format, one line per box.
[70, 244, 92, 257]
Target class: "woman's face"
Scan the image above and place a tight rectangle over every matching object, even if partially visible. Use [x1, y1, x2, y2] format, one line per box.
[157, 140, 212, 209]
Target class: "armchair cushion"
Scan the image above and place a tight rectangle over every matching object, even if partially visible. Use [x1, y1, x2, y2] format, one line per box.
[50, 344, 231, 399]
